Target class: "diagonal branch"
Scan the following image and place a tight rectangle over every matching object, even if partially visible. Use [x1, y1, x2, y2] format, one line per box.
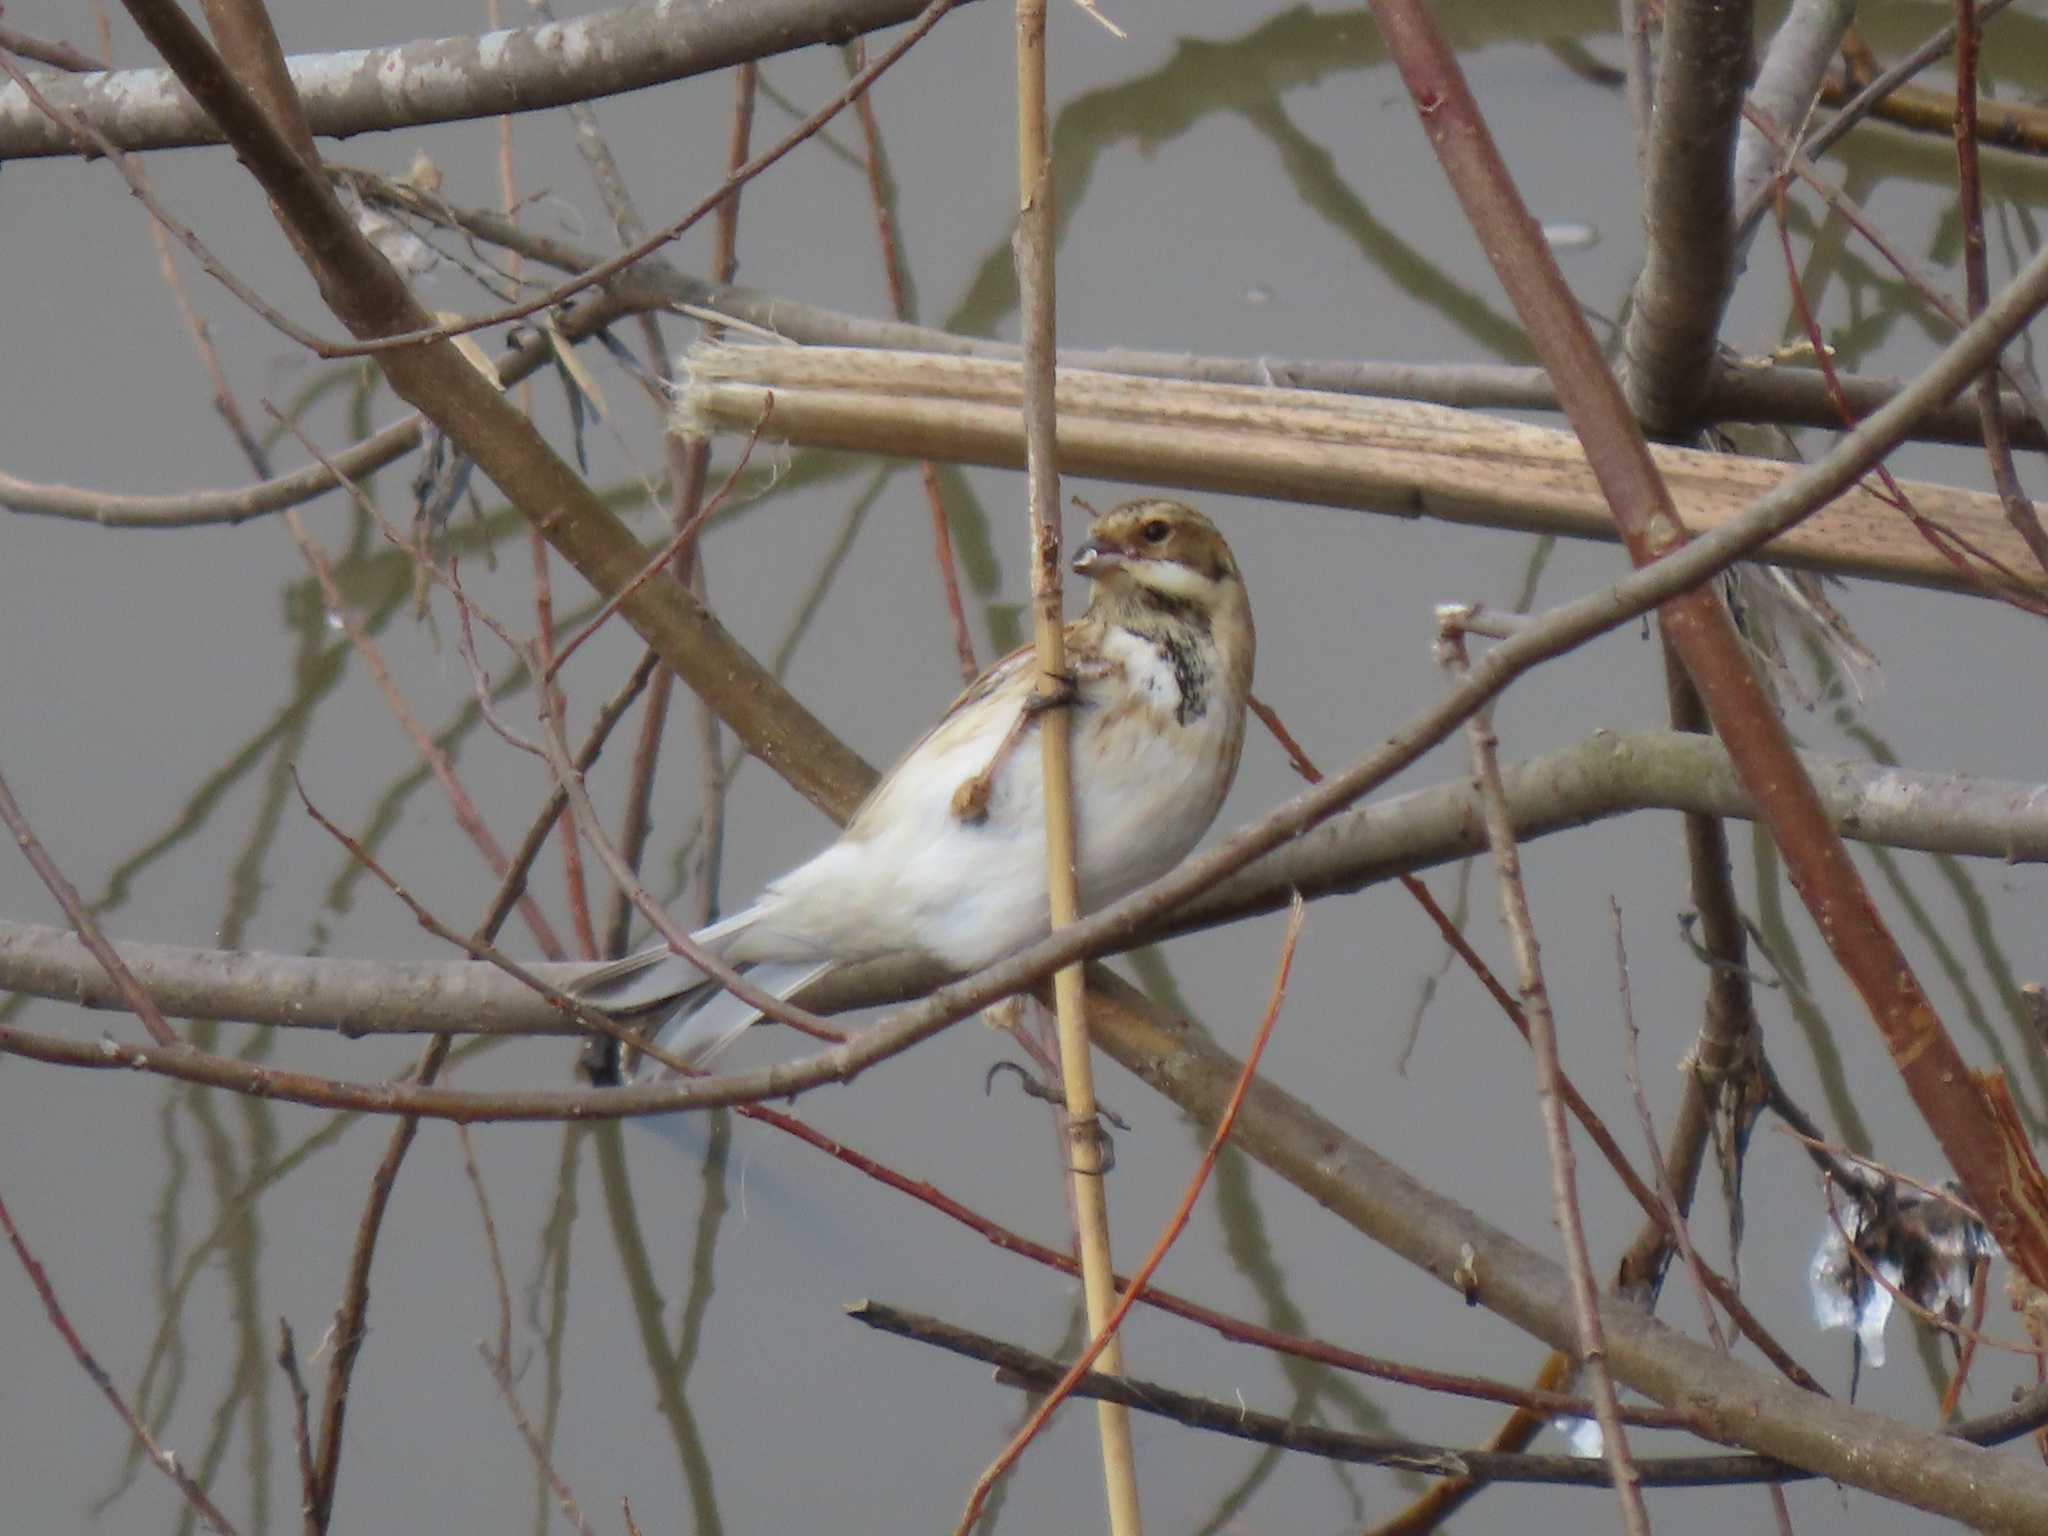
[1365, 0, 2048, 1294]
[117, 0, 874, 820]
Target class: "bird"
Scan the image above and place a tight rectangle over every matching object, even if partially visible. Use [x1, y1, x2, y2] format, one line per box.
[574, 497, 1255, 1072]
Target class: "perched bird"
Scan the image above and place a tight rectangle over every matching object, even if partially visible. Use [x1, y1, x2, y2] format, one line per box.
[576, 497, 1255, 1070]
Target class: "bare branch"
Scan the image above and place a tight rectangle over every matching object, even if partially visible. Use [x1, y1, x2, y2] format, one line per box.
[0, 0, 979, 158]
[1622, 0, 1753, 432]
[1730, 0, 1855, 227]
[1366, 0, 2048, 1295]
[1445, 618, 1648, 1535]
[0, 1189, 240, 1535]
[0, 763, 180, 1046]
[5, 730, 2045, 1035]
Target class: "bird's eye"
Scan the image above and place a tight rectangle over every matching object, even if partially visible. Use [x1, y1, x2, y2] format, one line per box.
[1140, 519, 1171, 544]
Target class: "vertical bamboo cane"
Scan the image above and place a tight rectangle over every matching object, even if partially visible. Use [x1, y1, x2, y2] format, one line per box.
[1013, 3, 1143, 1531]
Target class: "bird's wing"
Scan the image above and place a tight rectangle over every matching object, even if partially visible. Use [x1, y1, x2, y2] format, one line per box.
[841, 639, 1039, 839]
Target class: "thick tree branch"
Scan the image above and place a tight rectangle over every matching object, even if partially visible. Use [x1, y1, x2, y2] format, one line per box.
[1366, 0, 2048, 1294]
[6, 730, 2044, 1036]
[1730, 0, 1856, 228]
[1621, 0, 1753, 432]
[117, 0, 875, 821]
[1078, 976, 2048, 1532]
[0, 0, 975, 158]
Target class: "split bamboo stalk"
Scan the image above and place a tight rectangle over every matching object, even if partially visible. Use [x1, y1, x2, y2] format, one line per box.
[676, 343, 2046, 602]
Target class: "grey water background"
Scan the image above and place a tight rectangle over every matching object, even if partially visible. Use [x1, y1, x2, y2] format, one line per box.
[4, 0, 2048, 1530]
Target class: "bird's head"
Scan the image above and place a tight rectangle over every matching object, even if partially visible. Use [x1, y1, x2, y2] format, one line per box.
[1071, 499, 1245, 614]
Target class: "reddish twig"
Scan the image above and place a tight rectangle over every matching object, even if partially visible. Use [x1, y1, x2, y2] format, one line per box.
[1952, 0, 2048, 575]
[545, 399, 774, 685]
[0, 763, 179, 1046]
[1247, 693, 1321, 783]
[287, 768, 703, 1077]
[529, 537, 598, 959]
[482, 649, 661, 948]
[0, 22, 109, 70]
[954, 895, 1306, 1535]
[846, 40, 977, 683]
[1767, 178, 2048, 615]
[275, 1320, 317, 1525]
[1251, 687, 1819, 1388]
[600, 62, 756, 958]
[747, 1085, 1697, 1427]
[1365, 0, 2048, 1296]
[533, 693, 850, 1046]
[0, 1187, 240, 1535]
[279, 503, 567, 958]
[0, 45, 332, 353]
[124, 122, 272, 478]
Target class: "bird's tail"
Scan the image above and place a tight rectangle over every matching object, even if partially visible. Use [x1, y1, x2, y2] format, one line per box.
[571, 911, 829, 1073]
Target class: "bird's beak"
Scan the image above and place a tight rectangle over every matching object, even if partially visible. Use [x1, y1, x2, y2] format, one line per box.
[1073, 541, 1123, 576]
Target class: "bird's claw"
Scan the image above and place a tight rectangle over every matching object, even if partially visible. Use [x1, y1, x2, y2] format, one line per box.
[985, 1062, 1128, 1168]
[1023, 671, 1079, 715]
[1063, 1112, 1118, 1175]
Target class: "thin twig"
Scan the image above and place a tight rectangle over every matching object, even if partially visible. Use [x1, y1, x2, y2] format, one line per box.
[1616, 901, 1793, 1534]
[275, 1320, 317, 1528]
[0, 43, 331, 351]
[0, 762, 180, 1046]
[456, 1125, 514, 1367]
[0, 22, 108, 70]
[132, 145, 271, 477]
[533, 688, 850, 1046]
[233, 0, 965, 360]
[480, 650, 660, 948]
[1951, 0, 2048, 574]
[1616, 902, 1729, 1349]
[1444, 617, 1649, 1536]
[858, 1300, 2048, 1487]
[545, 400, 773, 684]
[846, 39, 977, 682]
[288, 768, 703, 1077]
[0, 1187, 240, 1535]
[955, 896, 1306, 1534]
[307, 1033, 447, 1532]
[479, 1343, 597, 1536]
[599, 60, 756, 964]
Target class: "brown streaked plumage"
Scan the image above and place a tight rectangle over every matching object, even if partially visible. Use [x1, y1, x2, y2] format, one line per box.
[575, 497, 1256, 1069]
